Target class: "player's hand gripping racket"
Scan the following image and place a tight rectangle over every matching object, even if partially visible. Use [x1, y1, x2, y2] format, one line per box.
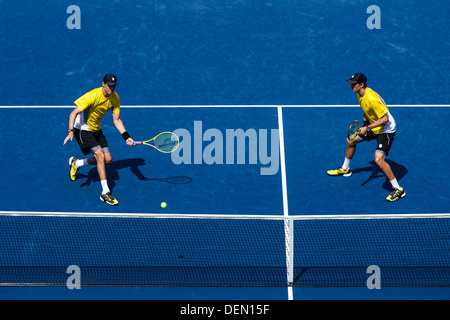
[134, 131, 180, 153]
[347, 120, 360, 140]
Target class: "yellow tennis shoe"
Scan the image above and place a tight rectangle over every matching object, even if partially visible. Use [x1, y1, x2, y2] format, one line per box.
[327, 167, 352, 177]
[100, 192, 119, 206]
[69, 157, 78, 181]
[386, 187, 406, 202]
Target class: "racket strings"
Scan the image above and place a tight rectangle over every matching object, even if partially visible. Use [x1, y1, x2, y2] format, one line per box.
[154, 133, 179, 152]
[348, 121, 359, 140]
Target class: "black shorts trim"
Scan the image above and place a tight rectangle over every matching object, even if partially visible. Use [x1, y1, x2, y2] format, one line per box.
[359, 131, 396, 156]
[74, 129, 109, 155]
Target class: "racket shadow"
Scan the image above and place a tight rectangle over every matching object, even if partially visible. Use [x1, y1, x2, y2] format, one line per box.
[352, 160, 408, 191]
[77, 158, 192, 191]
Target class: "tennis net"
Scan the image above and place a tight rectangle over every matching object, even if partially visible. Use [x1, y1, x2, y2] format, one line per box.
[0, 211, 449, 287]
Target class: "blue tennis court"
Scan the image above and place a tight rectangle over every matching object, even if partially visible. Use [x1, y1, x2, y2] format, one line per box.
[0, 0, 449, 301]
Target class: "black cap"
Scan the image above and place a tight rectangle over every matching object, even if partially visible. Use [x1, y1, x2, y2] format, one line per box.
[103, 73, 118, 86]
[346, 72, 367, 84]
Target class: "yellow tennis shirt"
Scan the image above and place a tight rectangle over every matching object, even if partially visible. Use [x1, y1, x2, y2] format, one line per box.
[357, 88, 396, 134]
[74, 87, 120, 132]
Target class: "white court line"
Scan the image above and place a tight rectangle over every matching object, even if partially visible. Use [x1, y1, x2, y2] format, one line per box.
[277, 106, 294, 300]
[1, 211, 449, 219]
[277, 106, 289, 218]
[0, 105, 449, 108]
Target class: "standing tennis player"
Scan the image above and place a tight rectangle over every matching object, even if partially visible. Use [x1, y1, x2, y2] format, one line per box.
[63, 73, 135, 206]
[327, 73, 405, 202]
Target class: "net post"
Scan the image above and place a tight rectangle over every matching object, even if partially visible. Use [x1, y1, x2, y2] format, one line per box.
[284, 216, 294, 286]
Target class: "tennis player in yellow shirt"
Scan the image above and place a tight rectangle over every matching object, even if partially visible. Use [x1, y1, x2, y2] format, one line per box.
[327, 73, 405, 202]
[63, 73, 135, 205]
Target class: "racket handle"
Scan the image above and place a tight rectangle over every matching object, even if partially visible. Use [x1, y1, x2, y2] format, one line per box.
[134, 141, 143, 144]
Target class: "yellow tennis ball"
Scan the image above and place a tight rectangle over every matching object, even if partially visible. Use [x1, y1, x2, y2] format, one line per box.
[161, 202, 167, 208]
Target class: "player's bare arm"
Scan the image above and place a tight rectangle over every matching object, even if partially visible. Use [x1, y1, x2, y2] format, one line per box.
[63, 107, 82, 145]
[360, 113, 388, 135]
[113, 112, 135, 146]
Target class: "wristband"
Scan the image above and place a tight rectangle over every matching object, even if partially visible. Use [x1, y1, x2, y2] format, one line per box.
[121, 131, 131, 140]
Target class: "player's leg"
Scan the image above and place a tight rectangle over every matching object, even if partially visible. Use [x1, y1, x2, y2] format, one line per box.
[374, 151, 395, 181]
[327, 136, 361, 177]
[94, 147, 118, 205]
[95, 132, 118, 205]
[82, 141, 113, 188]
[93, 148, 107, 182]
[69, 129, 94, 181]
[69, 147, 105, 181]
[77, 155, 107, 166]
[374, 133, 405, 201]
[344, 136, 359, 162]
[104, 148, 113, 164]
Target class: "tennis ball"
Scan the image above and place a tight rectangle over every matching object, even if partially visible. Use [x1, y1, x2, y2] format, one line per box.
[161, 202, 167, 208]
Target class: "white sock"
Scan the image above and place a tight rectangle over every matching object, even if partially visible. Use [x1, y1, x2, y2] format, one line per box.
[390, 178, 401, 190]
[75, 159, 88, 168]
[342, 158, 351, 170]
[101, 180, 110, 194]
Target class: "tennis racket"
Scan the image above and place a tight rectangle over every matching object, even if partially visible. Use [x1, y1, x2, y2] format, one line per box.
[134, 132, 180, 153]
[347, 120, 360, 140]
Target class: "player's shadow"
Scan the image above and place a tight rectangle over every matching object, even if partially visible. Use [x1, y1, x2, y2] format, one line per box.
[352, 160, 408, 191]
[77, 158, 192, 191]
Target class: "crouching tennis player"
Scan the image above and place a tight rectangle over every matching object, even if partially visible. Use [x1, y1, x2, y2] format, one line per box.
[63, 73, 135, 206]
[327, 73, 405, 202]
